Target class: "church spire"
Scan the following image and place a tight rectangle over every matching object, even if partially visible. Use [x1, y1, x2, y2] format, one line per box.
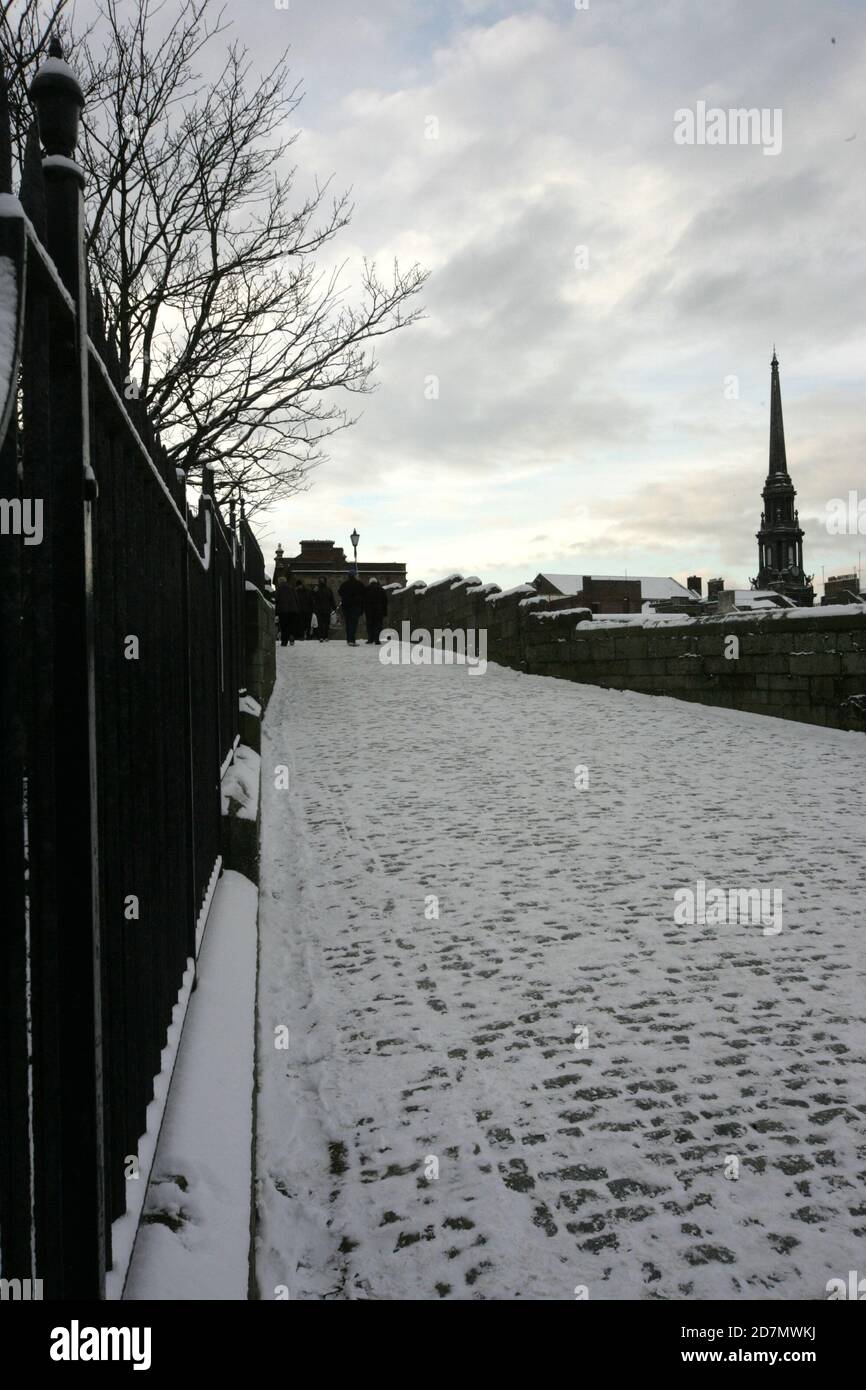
[769, 348, 788, 474]
[752, 350, 813, 606]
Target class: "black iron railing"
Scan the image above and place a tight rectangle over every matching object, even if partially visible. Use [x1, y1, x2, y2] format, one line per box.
[0, 43, 268, 1299]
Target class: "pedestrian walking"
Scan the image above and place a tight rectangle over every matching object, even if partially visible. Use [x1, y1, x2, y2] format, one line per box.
[275, 574, 301, 646]
[296, 580, 314, 639]
[363, 578, 388, 644]
[338, 572, 367, 646]
[312, 577, 336, 642]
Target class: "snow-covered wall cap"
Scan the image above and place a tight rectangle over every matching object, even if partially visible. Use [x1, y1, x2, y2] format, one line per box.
[392, 579, 427, 596]
[785, 603, 866, 619]
[519, 594, 550, 608]
[425, 573, 463, 590]
[532, 606, 592, 621]
[487, 583, 537, 603]
[466, 582, 500, 596]
[451, 576, 481, 589]
[0, 194, 25, 220]
[577, 613, 695, 630]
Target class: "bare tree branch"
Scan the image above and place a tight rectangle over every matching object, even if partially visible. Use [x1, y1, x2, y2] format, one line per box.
[1, 0, 427, 508]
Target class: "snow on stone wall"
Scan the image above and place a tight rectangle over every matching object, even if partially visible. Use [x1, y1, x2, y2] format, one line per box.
[385, 574, 866, 733]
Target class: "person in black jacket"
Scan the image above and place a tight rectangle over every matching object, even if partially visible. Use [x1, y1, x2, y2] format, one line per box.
[363, 578, 388, 644]
[312, 578, 336, 642]
[296, 581, 314, 639]
[275, 575, 300, 646]
[338, 573, 367, 646]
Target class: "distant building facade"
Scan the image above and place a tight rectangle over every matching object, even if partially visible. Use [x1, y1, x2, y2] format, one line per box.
[751, 352, 814, 607]
[716, 589, 795, 614]
[822, 573, 865, 606]
[273, 539, 406, 598]
[533, 573, 700, 614]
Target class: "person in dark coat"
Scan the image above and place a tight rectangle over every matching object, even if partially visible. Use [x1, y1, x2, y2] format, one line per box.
[275, 575, 300, 646]
[296, 581, 314, 639]
[363, 578, 388, 644]
[338, 573, 367, 646]
[312, 577, 336, 642]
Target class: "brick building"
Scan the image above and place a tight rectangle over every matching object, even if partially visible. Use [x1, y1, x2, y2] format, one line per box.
[273, 540, 406, 599]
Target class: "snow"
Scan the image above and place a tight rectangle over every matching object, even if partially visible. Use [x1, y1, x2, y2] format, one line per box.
[220, 734, 241, 779]
[255, 645, 865, 1300]
[487, 583, 537, 603]
[0, 255, 19, 414]
[519, 594, 551, 608]
[196, 856, 222, 955]
[33, 56, 82, 85]
[540, 574, 700, 601]
[533, 606, 594, 622]
[727, 590, 795, 610]
[42, 154, 84, 180]
[465, 582, 501, 596]
[576, 612, 694, 629]
[106, 959, 196, 1299]
[221, 745, 260, 821]
[124, 871, 258, 1301]
[788, 603, 865, 619]
[239, 693, 262, 717]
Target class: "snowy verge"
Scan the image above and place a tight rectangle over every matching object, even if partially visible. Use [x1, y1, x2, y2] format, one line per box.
[106, 958, 195, 1301]
[222, 744, 261, 821]
[123, 870, 259, 1301]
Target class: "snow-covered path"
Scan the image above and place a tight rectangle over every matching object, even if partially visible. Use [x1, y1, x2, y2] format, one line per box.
[255, 643, 865, 1301]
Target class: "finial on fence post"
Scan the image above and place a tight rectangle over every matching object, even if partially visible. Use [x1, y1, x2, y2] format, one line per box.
[29, 39, 85, 159]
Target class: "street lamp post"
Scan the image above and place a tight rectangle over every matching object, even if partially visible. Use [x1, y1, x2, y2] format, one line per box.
[350, 529, 360, 577]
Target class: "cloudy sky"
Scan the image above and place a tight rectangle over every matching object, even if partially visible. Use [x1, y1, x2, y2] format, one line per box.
[118, 1, 866, 591]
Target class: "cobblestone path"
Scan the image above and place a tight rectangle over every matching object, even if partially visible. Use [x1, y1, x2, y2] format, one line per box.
[256, 643, 865, 1300]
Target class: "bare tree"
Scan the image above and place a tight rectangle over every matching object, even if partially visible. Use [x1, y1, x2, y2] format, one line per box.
[1, 0, 427, 509]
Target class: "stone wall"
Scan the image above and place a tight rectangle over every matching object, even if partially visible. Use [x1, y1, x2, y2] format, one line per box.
[384, 576, 866, 733]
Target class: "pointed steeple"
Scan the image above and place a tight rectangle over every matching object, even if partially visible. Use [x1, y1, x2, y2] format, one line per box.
[769, 348, 788, 474]
[753, 351, 814, 606]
